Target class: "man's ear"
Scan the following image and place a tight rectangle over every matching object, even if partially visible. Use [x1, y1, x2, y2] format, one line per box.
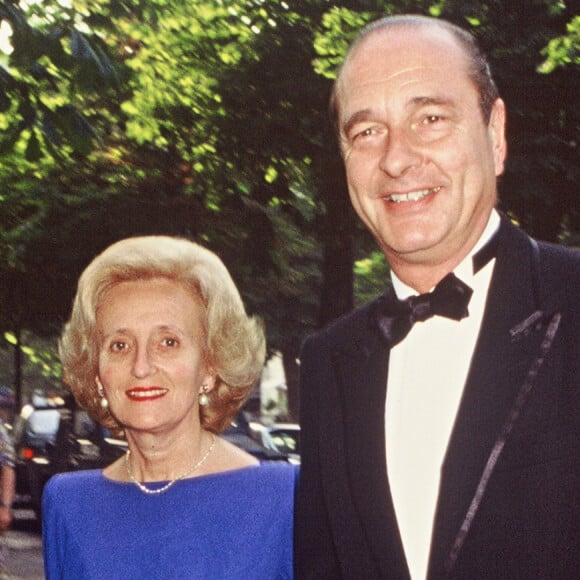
[489, 98, 507, 177]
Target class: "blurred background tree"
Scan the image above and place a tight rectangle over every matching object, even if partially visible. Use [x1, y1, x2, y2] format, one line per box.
[0, 0, 577, 418]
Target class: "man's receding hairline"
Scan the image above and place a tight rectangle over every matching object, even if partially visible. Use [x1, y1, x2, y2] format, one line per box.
[332, 15, 497, 131]
[340, 17, 470, 83]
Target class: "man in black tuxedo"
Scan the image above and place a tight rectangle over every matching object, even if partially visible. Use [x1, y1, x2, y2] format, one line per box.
[294, 14, 579, 580]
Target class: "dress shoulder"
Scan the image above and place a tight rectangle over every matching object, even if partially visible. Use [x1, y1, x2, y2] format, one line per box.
[43, 463, 297, 580]
[217, 461, 299, 502]
[44, 469, 102, 495]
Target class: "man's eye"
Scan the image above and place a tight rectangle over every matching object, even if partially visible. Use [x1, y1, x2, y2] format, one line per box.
[423, 114, 443, 125]
[162, 338, 179, 348]
[354, 127, 376, 139]
[347, 126, 381, 147]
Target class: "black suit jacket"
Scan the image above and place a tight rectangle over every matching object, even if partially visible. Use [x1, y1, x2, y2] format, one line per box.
[295, 218, 580, 579]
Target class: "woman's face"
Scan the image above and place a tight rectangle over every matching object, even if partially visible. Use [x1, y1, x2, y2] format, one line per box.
[96, 277, 213, 435]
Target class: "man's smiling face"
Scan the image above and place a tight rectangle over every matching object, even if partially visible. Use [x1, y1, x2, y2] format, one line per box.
[337, 25, 506, 279]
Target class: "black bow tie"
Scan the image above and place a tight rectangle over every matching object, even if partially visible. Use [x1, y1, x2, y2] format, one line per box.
[374, 223, 501, 347]
[375, 273, 473, 347]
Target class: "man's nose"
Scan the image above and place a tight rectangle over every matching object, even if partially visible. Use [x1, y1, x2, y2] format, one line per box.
[378, 128, 422, 177]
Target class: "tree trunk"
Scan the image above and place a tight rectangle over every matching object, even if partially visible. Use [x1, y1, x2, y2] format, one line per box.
[315, 151, 356, 328]
[13, 329, 22, 411]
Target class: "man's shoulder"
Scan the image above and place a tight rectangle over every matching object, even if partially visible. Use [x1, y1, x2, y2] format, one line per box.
[537, 239, 580, 270]
[502, 216, 580, 272]
[534, 239, 580, 303]
[303, 297, 383, 353]
[500, 218, 580, 301]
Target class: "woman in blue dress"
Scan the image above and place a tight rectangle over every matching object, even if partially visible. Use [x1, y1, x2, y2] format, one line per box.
[42, 236, 297, 579]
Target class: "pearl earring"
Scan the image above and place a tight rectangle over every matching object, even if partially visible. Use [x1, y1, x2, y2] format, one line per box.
[96, 378, 109, 409]
[199, 385, 210, 407]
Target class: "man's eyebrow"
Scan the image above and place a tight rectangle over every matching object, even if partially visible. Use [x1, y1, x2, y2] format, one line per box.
[341, 109, 372, 139]
[409, 95, 456, 109]
[341, 95, 458, 138]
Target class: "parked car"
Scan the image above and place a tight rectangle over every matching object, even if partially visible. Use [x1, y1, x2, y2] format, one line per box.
[12, 403, 127, 518]
[13, 405, 290, 519]
[222, 413, 294, 463]
[249, 421, 301, 463]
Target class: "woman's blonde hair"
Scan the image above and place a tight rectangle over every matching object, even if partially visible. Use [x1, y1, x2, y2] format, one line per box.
[59, 236, 265, 434]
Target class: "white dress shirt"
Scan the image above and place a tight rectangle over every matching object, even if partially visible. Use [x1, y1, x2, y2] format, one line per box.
[385, 211, 500, 580]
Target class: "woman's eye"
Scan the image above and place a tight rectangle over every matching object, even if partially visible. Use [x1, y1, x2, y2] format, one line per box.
[162, 337, 179, 348]
[110, 341, 127, 352]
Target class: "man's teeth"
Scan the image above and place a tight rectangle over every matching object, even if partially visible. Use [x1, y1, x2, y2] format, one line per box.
[387, 186, 441, 202]
[128, 389, 167, 398]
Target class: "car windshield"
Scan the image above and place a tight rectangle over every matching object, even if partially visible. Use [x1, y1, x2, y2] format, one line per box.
[26, 409, 61, 442]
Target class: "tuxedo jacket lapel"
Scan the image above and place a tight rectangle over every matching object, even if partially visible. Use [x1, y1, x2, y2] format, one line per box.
[428, 219, 562, 578]
[327, 310, 410, 578]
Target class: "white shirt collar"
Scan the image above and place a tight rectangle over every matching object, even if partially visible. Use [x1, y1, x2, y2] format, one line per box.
[391, 209, 500, 300]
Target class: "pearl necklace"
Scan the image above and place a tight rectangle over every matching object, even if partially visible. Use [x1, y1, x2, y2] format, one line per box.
[125, 434, 216, 495]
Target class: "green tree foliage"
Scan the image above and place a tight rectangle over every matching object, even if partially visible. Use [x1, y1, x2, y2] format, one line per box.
[0, 331, 60, 409]
[354, 251, 390, 306]
[0, 0, 120, 161]
[0, 0, 577, 414]
[437, 0, 579, 243]
[539, 15, 580, 73]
